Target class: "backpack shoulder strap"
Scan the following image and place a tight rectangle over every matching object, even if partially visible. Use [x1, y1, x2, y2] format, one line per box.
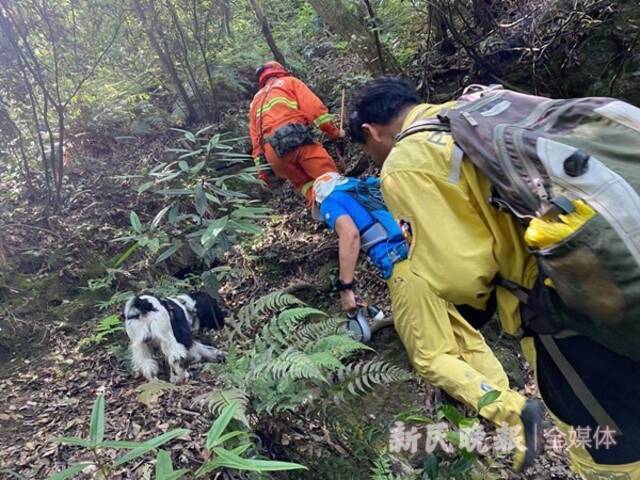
[395, 117, 451, 143]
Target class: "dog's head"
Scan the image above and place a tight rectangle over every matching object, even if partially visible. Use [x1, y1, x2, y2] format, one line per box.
[176, 291, 226, 331]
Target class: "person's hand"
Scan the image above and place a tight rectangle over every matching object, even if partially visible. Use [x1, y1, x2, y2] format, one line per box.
[340, 289, 357, 314]
[338, 129, 346, 139]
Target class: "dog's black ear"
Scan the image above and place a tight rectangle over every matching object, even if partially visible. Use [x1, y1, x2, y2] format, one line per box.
[132, 296, 156, 314]
[194, 291, 226, 330]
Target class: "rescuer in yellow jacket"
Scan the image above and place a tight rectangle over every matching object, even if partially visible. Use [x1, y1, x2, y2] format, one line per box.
[348, 76, 640, 479]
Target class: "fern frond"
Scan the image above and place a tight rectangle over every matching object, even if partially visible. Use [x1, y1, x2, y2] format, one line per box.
[331, 360, 413, 401]
[308, 351, 344, 371]
[236, 292, 305, 328]
[248, 348, 326, 383]
[193, 388, 250, 427]
[371, 449, 395, 480]
[305, 334, 372, 360]
[255, 307, 327, 350]
[293, 317, 346, 345]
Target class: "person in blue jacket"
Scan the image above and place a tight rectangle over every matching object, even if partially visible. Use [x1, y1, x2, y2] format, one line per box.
[312, 172, 408, 312]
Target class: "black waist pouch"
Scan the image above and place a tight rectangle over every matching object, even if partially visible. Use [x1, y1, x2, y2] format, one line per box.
[269, 123, 314, 157]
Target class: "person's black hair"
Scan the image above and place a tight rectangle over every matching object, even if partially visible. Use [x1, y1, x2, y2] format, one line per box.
[348, 76, 419, 144]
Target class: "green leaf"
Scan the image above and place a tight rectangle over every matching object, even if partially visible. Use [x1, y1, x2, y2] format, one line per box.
[137, 181, 155, 193]
[130, 211, 143, 234]
[212, 447, 307, 472]
[89, 395, 105, 447]
[155, 241, 183, 264]
[194, 183, 208, 216]
[151, 205, 172, 229]
[438, 404, 465, 427]
[46, 463, 92, 480]
[155, 449, 173, 477]
[50, 437, 91, 447]
[477, 390, 501, 411]
[196, 125, 215, 137]
[154, 449, 189, 480]
[201, 216, 229, 249]
[206, 401, 238, 449]
[113, 243, 139, 268]
[112, 429, 189, 467]
[97, 440, 143, 449]
[423, 454, 439, 480]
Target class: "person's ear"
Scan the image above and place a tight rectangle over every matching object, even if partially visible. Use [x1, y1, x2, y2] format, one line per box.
[362, 123, 383, 143]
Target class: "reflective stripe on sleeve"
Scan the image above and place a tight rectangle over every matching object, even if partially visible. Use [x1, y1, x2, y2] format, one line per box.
[313, 112, 334, 127]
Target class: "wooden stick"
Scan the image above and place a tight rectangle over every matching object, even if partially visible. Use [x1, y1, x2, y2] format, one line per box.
[339, 88, 346, 131]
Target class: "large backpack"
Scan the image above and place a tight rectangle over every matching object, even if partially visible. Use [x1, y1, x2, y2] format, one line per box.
[397, 86, 640, 362]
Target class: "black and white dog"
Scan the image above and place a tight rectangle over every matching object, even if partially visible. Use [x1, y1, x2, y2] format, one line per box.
[123, 291, 227, 383]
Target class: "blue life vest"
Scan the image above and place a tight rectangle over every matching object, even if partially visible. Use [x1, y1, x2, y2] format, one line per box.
[319, 177, 408, 279]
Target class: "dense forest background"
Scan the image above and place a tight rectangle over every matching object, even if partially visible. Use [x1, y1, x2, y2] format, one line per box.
[1, 1, 639, 479]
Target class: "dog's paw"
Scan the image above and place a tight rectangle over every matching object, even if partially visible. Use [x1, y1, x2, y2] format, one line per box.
[170, 370, 190, 384]
[214, 350, 227, 363]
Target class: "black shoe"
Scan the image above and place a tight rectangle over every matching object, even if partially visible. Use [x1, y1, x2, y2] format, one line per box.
[516, 398, 546, 473]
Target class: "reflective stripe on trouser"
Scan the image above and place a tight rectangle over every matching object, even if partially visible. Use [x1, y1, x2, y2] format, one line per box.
[388, 260, 526, 427]
[521, 337, 640, 480]
[264, 142, 337, 205]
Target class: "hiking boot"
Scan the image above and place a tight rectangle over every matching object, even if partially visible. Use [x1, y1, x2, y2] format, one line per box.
[513, 398, 545, 473]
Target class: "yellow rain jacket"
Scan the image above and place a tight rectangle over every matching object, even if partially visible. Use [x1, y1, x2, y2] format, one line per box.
[382, 103, 640, 480]
[381, 103, 538, 336]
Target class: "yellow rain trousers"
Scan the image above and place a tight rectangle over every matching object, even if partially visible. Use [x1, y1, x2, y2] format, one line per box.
[380, 103, 640, 479]
[387, 260, 526, 427]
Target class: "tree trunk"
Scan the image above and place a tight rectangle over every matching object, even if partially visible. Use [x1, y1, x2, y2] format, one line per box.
[362, 0, 386, 74]
[473, 0, 494, 33]
[429, 2, 455, 55]
[132, 0, 199, 123]
[248, 0, 286, 66]
[308, 0, 401, 74]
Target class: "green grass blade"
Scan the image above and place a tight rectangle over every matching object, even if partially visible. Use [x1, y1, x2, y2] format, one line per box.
[206, 401, 238, 449]
[46, 463, 92, 480]
[89, 395, 105, 447]
[112, 429, 189, 467]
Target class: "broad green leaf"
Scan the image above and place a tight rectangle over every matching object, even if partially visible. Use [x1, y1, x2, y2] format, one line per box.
[438, 404, 465, 427]
[151, 205, 171, 230]
[154, 449, 190, 479]
[212, 447, 307, 472]
[192, 160, 206, 173]
[206, 401, 238, 449]
[155, 241, 183, 264]
[214, 430, 244, 445]
[112, 429, 189, 467]
[50, 437, 91, 447]
[137, 181, 155, 193]
[89, 395, 105, 447]
[130, 211, 143, 234]
[148, 238, 161, 254]
[477, 390, 501, 411]
[423, 454, 439, 480]
[201, 216, 228, 249]
[194, 183, 208, 216]
[155, 449, 173, 477]
[227, 219, 261, 235]
[46, 463, 92, 480]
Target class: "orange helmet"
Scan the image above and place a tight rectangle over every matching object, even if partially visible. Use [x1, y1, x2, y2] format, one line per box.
[256, 61, 288, 88]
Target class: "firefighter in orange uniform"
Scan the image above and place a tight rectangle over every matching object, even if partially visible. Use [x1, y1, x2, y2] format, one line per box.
[249, 61, 345, 204]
